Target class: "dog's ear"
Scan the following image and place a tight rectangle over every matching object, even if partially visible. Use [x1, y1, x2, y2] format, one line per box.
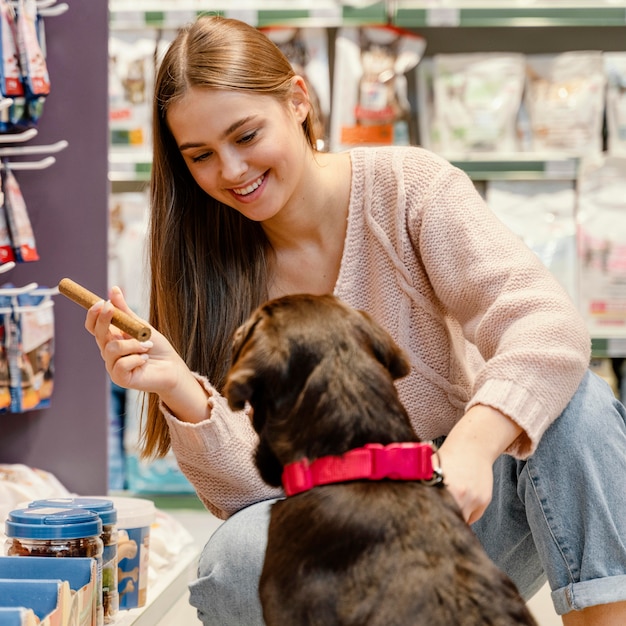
[355, 309, 411, 380]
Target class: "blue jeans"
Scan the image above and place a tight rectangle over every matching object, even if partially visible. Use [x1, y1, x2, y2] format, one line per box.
[188, 370, 626, 623]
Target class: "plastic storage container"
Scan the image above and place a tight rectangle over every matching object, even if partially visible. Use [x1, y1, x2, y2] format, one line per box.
[107, 497, 156, 610]
[4, 506, 104, 626]
[28, 497, 119, 623]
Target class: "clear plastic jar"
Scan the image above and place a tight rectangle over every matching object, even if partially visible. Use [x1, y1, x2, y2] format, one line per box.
[5, 506, 104, 626]
[28, 497, 119, 623]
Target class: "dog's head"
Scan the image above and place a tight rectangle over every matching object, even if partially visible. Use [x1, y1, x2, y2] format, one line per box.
[223, 294, 417, 487]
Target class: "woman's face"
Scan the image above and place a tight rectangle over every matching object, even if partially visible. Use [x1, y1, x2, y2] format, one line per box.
[167, 81, 311, 223]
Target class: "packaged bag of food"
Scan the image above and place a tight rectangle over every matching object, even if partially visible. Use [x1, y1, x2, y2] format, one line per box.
[525, 51, 605, 154]
[486, 179, 578, 304]
[431, 52, 526, 154]
[577, 155, 626, 337]
[331, 25, 425, 150]
[604, 52, 626, 156]
[1, 161, 38, 262]
[261, 26, 330, 151]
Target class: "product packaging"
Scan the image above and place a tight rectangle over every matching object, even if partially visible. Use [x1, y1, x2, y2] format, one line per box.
[27, 498, 119, 624]
[604, 52, 626, 155]
[4, 507, 104, 626]
[109, 31, 158, 148]
[577, 155, 626, 337]
[106, 496, 155, 610]
[261, 26, 331, 151]
[1, 163, 39, 263]
[0, 556, 97, 626]
[1, 286, 54, 413]
[331, 25, 425, 151]
[486, 179, 578, 304]
[430, 52, 526, 154]
[524, 51, 605, 154]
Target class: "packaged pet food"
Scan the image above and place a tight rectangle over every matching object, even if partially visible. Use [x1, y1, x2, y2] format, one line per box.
[2, 286, 54, 413]
[109, 31, 158, 148]
[1, 162, 38, 263]
[4, 506, 104, 626]
[331, 25, 425, 150]
[261, 26, 330, 151]
[486, 179, 578, 304]
[431, 52, 526, 154]
[604, 52, 626, 156]
[525, 51, 605, 154]
[577, 155, 626, 337]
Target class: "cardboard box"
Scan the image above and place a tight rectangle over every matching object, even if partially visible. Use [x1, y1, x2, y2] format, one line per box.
[0, 557, 97, 626]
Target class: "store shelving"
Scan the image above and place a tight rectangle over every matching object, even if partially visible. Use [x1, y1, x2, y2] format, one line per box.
[394, 2, 626, 28]
[108, 1, 387, 29]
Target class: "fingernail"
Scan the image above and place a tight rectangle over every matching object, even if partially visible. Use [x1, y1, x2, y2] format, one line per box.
[140, 354, 149, 361]
[91, 299, 104, 311]
[139, 341, 153, 349]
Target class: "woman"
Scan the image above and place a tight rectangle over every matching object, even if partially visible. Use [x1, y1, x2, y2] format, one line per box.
[88, 15, 626, 625]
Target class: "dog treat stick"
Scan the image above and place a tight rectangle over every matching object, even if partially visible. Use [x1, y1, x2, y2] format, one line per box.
[58, 277, 152, 342]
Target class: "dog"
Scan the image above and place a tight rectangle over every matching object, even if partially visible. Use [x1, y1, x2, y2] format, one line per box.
[224, 294, 538, 626]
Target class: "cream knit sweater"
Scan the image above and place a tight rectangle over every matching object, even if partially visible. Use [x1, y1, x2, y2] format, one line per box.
[163, 146, 590, 519]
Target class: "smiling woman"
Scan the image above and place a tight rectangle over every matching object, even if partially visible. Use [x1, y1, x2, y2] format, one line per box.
[84, 13, 626, 626]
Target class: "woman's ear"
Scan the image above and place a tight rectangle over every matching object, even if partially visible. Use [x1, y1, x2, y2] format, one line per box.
[290, 75, 311, 123]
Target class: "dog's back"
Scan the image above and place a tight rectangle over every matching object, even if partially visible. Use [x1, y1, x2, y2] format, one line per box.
[224, 294, 537, 626]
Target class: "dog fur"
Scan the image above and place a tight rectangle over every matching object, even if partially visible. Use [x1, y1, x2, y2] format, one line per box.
[224, 293, 538, 626]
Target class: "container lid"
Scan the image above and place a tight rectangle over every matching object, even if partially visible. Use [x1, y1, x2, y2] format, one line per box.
[104, 496, 156, 529]
[5, 507, 102, 540]
[28, 497, 117, 525]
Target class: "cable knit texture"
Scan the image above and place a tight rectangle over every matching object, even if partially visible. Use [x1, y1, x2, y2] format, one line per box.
[164, 146, 591, 519]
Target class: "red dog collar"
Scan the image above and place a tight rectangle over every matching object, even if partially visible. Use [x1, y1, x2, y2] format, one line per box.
[282, 442, 442, 496]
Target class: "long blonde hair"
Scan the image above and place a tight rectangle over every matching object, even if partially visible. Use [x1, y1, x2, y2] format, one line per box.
[143, 15, 319, 458]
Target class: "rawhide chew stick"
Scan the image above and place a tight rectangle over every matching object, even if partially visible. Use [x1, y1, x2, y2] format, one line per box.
[58, 277, 151, 342]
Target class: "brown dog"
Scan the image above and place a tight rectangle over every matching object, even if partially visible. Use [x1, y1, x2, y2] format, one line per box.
[224, 294, 538, 626]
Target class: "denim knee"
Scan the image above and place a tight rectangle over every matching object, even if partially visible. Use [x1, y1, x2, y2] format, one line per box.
[188, 499, 275, 626]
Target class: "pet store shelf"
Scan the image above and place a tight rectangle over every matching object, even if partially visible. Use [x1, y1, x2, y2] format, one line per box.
[109, 149, 152, 183]
[447, 154, 580, 181]
[109, 1, 387, 29]
[393, 1, 626, 28]
[109, 152, 580, 183]
[591, 337, 626, 358]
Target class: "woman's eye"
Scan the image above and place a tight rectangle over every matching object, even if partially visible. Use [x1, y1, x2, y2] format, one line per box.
[238, 130, 258, 144]
[191, 151, 212, 163]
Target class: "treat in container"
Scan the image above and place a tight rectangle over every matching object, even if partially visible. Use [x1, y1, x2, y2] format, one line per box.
[28, 496, 119, 623]
[4, 506, 104, 626]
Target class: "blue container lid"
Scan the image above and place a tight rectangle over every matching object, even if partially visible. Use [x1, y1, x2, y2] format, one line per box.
[28, 497, 117, 526]
[5, 507, 102, 540]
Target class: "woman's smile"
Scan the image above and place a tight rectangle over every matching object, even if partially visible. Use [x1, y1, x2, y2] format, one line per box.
[229, 173, 268, 202]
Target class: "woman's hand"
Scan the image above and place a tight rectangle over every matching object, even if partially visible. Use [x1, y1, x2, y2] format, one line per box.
[85, 286, 211, 423]
[436, 405, 523, 525]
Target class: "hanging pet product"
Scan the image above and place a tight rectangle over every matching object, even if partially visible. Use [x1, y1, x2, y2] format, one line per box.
[0, 0, 26, 131]
[1, 159, 39, 262]
[2, 283, 55, 412]
[331, 25, 425, 151]
[15, 0, 51, 126]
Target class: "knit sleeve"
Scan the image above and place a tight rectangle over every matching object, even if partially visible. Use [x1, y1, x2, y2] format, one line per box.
[407, 153, 590, 456]
[161, 373, 283, 519]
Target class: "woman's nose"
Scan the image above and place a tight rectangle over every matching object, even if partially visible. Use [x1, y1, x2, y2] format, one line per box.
[220, 150, 247, 182]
